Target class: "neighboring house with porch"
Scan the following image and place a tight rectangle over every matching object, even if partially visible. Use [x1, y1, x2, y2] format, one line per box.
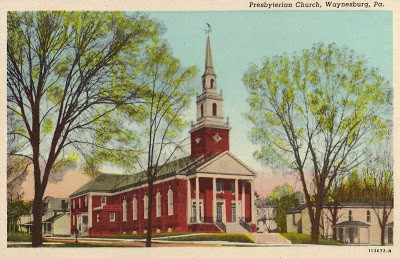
[255, 198, 277, 233]
[19, 196, 71, 236]
[69, 36, 258, 237]
[286, 202, 393, 245]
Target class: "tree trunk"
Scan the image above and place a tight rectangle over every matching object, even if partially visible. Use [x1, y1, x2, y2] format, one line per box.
[32, 194, 43, 247]
[145, 182, 154, 247]
[381, 225, 386, 246]
[310, 220, 320, 244]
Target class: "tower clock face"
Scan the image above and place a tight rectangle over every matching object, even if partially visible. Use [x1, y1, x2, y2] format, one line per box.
[213, 133, 222, 143]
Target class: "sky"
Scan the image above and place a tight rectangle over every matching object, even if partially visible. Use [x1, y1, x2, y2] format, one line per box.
[21, 11, 393, 199]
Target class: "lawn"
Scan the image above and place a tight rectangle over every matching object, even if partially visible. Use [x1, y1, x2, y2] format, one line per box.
[280, 232, 345, 245]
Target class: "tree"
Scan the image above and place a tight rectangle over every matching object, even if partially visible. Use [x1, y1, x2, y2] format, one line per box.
[131, 43, 197, 247]
[244, 43, 391, 243]
[7, 110, 30, 200]
[362, 143, 393, 245]
[7, 11, 160, 247]
[267, 184, 299, 233]
[7, 200, 31, 233]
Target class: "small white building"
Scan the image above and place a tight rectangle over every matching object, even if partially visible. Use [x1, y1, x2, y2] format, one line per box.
[286, 202, 393, 245]
[255, 199, 277, 233]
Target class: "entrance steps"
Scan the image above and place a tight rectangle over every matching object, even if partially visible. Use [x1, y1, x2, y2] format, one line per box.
[224, 223, 249, 234]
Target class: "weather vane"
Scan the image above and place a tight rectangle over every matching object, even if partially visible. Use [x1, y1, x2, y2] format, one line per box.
[205, 23, 212, 36]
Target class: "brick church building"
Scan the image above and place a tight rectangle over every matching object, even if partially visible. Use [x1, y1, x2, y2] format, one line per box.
[69, 36, 257, 236]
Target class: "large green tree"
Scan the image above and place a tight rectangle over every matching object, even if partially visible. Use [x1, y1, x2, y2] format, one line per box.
[7, 11, 160, 247]
[244, 43, 391, 243]
[267, 184, 299, 233]
[132, 43, 197, 247]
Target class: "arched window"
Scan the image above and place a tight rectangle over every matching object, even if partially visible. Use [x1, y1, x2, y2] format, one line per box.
[122, 199, 127, 222]
[132, 196, 137, 221]
[212, 103, 217, 116]
[143, 194, 148, 219]
[156, 192, 162, 218]
[168, 188, 174, 216]
[210, 79, 214, 88]
[200, 104, 204, 117]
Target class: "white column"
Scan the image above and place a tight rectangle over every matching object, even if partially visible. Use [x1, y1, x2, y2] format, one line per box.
[242, 181, 246, 220]
[251, 180, 256, 224]
[187, 179, 191, 224]
[235, 179, 238, 222]
[212, 177, 216, 222]
[196, 177, 200, 223]
[88, 194, 92, 228]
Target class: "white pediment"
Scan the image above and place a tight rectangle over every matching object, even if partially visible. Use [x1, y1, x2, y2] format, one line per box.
[196, 152, 256, 176]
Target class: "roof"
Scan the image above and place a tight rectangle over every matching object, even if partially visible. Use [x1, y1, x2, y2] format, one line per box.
[255, 199, 277, 208]
[70, 151, 256, 198]
[287, 204, 307, 214]
[333, 220, 371, 228]
[43, 212, 69, 223]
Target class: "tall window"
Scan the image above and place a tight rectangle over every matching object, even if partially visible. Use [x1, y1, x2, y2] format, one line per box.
[144, 195, 148, 219]
[212, 103, 217, 116]
[132, 196, 137, 221]
[231, 182, 235, 194]
[156, 192, 161, 218]
[96, 214, 100, 222]
[109, 212, 115, 222]
[210, 79, 214, 88]
[72, 200, 75, 209]
[101, 196, 106, 205]
[78, 197, 81, 208]
[292, 214, 295, 225]
[216, 181, 224, 192]
[122, 199, 127, 222]
[200, 104, 204, 117]
[168, 188, 174, 216]
[73, 215, 75, 225]
[367, 210, 371, 222]
[349, 210, 352, 221]
[84, 196, 88, 206]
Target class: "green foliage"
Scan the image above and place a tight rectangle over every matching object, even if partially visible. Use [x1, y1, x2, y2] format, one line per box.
[268, 184, 299, 232]
[7, 200, 31, 233]
[244, 42, 391, 169]
[7, 232, 32, 242]
[165, 233, 256, 243]
[280, 233, 345, 245]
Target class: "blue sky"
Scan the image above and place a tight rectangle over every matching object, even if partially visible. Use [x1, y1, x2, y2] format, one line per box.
[143, 11, 392, 172]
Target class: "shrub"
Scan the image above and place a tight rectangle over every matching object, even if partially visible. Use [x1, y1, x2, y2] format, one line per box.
[7, 232, 32, 242]
[166, 233, 255, 243]
[280, 232, 345, 245]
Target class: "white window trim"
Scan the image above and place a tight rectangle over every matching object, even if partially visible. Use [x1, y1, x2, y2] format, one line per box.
[156, 192, 162, 218]
[85, 196, 88, 206]
[122, 199, 127, 222]
[168, 189, 174, 216]
[144, 195, 148, 219]
[132, 196, 138, 221]
[78, 198, 81, 208]
[101, 196, 107, 205]
[110, 212, 115, 222]
[72, 200, 75, 209]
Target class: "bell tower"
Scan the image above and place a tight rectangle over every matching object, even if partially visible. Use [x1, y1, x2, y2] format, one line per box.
[190, 36, 230, 158]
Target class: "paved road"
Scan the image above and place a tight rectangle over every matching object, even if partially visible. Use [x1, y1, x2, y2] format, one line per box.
[250, 233, 291, 245]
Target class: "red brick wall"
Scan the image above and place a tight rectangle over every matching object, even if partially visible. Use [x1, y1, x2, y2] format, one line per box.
[190, 127, 229, 158]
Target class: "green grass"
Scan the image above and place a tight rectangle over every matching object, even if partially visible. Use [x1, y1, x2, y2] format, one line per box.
[8, 242, 134, 248]
[7, 232, 32, 242]
[100, 232, 192, 239]
[165, 233, 256, 243]
[280, 232, 345, 245]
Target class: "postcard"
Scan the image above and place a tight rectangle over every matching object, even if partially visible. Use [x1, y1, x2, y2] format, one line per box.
[2, 0, 398, 258]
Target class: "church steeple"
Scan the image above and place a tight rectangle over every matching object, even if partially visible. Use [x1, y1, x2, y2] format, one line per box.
[204, 37, 216, 76]
[190, 35, 230, 159]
